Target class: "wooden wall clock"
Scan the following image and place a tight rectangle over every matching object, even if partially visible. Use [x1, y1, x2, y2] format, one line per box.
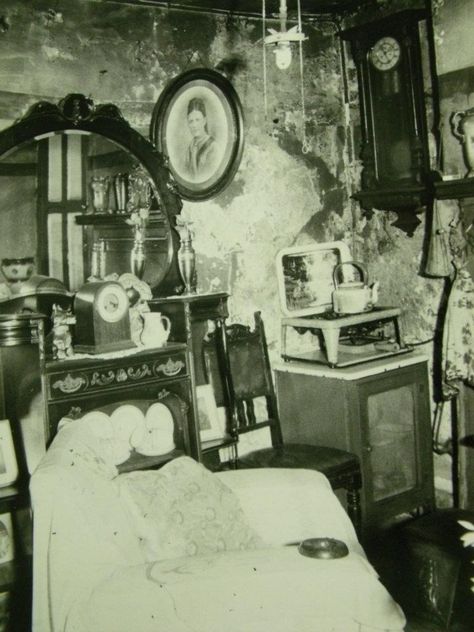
[341, 9, 432, 235]
[73, 281, 135, 354]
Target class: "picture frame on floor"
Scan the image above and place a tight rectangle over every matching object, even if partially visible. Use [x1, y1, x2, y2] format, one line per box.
[196, 384, 225, 442]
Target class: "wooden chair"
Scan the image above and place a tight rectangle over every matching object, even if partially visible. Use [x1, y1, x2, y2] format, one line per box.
[202, 311, 363, 534]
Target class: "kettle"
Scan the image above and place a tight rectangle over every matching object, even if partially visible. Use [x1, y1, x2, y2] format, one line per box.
[332, 261, 379, 314]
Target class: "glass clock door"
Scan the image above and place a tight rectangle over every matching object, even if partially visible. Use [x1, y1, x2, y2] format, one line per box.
[369, 57, 415, 184]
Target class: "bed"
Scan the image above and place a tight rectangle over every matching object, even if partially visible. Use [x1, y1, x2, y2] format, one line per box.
[30, 399, 406, 632]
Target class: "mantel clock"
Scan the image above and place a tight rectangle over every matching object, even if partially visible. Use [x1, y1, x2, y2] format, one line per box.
[73, 281, 135, 354]
[341, 10, 432, 235]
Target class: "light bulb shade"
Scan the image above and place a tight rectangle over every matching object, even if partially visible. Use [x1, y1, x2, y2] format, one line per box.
[274, 42, 292, 70]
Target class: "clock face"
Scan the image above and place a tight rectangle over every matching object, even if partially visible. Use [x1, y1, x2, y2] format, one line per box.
[96, 283, 129, 323]
[369, 36, 401, 71]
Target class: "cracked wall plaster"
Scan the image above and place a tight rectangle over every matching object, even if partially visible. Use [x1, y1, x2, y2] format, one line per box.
[0, 0, 445, 361]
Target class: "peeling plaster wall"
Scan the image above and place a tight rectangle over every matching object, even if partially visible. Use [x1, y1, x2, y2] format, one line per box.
[0, 0, 454, 493]
[0, 0, 359, 348]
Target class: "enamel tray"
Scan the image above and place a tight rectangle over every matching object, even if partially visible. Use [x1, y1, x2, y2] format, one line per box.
[276, 241, 351, 317]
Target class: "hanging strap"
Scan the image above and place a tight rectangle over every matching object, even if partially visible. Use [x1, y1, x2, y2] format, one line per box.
[297, 0, 309, 154]
[262, 0, 268, 124]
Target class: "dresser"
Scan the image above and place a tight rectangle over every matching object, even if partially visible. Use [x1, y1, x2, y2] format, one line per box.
[41, 342, 198, 462]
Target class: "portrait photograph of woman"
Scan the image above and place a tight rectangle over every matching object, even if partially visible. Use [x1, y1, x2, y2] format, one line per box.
[151, 69, 244, 201]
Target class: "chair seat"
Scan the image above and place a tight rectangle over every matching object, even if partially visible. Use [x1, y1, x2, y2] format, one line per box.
[237, 444, 361, 484]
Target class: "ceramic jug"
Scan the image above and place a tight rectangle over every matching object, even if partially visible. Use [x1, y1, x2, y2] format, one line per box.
[140, 312, 171, 348]
[332, 261, 379, 314]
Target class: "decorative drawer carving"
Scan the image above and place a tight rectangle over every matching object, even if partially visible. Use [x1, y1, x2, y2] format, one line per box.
[47, 351, 188, 400]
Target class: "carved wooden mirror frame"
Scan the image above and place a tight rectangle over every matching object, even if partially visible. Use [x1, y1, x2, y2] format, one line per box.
[0, 93, 183, 295]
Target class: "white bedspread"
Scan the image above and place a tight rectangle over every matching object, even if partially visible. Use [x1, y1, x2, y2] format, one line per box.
[30, 418, 406, 632]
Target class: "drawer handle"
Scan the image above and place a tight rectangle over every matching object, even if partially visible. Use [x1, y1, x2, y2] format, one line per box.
[52, 373, 88, 394]
[156, 358, 185, 377]
[364, 445, 373, 453]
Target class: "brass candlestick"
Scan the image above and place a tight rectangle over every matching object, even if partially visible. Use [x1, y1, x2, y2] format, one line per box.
[130, 226, 146, 280]
[175, 217, 196, 295]
[126, 166, 152, 280]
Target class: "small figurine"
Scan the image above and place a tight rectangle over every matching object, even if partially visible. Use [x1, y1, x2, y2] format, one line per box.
[51, 304, 75, 360]
[117, 273, 153, 346]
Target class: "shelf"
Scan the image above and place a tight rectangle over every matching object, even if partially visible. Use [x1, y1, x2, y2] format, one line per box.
[434, 178, 474, 200]
[150, 292, 229, 305]
[354, 185, 430, 211]
[117, 448, 186, 474]
[44, 341, 187, 368]
[75, 213, 166, 226]
[281, 346, 413, 369]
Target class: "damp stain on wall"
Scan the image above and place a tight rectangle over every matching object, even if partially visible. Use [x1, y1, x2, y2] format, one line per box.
[0, 0, 444, 350]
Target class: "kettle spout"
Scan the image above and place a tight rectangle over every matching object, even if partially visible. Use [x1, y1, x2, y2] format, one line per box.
[371, 281, 380, 305]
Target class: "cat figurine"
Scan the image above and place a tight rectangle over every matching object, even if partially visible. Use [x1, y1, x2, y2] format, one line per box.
[51, 304, 75, 360]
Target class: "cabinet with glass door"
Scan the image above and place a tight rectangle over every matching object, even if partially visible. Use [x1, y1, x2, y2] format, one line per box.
[274, 354, 435, 535]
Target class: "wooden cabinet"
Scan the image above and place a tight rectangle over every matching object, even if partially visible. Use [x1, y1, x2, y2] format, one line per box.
[41, 343, 199, 463]
[274, 354, 435, 533]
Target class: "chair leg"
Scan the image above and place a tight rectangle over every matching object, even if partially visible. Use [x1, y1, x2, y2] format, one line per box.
[346, 486, 362, 538]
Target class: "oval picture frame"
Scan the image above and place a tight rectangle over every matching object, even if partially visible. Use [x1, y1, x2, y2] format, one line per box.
[150, 69, 244, 202]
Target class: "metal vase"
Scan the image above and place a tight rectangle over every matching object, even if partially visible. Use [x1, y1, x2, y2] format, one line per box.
[113, 173, 128, 214]
[130, 230, 146, 279]
[178, 238, 196, 294]
[90, 176, 110, 214]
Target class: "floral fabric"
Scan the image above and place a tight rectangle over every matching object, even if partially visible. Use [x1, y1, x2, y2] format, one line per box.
[442, 268, 474, 398]
[442, 215, 474, 398]
[118, 456, 264, 562]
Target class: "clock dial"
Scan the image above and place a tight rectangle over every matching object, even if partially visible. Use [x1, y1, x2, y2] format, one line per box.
[96, 284, 129, 323]
[369, 37, 401, 71]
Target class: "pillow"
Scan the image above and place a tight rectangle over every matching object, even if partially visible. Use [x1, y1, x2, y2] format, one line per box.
[117, 456, 264, 562]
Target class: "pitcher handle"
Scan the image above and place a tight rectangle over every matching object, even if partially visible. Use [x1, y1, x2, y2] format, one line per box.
[161, 315, 171, 333]
[450, 111, 466, 141]
[333, 261, 368, 288]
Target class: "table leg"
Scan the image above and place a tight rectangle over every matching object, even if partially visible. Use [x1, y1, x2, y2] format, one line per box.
[321, 328, 340, 367]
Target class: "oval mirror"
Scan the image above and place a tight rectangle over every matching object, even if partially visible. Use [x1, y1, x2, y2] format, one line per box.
[0, 94, 183, 299]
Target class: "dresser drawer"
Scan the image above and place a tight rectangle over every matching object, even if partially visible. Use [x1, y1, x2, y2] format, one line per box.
[46, 350, 188, 401]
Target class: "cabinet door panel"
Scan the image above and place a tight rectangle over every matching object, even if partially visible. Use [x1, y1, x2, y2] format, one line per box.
[367, 384, 417, 501]
[358, 363, 434, 526]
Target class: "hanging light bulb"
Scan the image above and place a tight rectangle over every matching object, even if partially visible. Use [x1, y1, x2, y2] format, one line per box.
[274, 40, 292, 70]
[262, 0, 310, 153]
[263, 0, 307, 70]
